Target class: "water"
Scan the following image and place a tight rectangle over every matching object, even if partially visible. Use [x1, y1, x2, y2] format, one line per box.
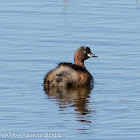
[0, 0, 140, 139]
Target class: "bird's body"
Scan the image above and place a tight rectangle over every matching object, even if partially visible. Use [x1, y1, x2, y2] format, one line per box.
[44, 46, 97, 88]
[44, 62, 93, 88]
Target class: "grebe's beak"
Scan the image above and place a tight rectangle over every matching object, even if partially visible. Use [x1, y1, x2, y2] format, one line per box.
[87, 53, 98, 58]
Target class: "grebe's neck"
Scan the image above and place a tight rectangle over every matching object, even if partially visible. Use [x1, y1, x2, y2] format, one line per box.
[74, 49, 87, 69]
[74, 58, 86, 69]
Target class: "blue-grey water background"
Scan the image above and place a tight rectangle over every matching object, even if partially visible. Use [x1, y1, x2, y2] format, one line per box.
[0, 0, 140, 139]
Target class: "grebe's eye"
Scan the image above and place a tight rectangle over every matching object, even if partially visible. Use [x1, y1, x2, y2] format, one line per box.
[84, 50, 87, 54]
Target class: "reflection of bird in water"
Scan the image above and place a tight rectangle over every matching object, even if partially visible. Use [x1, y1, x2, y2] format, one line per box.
[44, 85, 94, 116]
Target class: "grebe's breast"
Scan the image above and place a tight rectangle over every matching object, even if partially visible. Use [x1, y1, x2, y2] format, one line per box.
[44, 62, 93, 88]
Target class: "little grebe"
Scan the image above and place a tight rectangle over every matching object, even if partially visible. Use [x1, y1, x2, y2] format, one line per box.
[44, 46, 98, 88]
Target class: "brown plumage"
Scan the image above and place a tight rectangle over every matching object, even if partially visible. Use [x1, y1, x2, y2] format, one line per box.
[44, 46, 98, 88]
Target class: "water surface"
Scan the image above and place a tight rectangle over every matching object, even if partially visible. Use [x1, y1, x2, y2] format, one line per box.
[0, 0, 140, 139]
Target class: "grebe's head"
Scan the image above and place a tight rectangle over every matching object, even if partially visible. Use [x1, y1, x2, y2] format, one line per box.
[74, 46, 98, 62]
